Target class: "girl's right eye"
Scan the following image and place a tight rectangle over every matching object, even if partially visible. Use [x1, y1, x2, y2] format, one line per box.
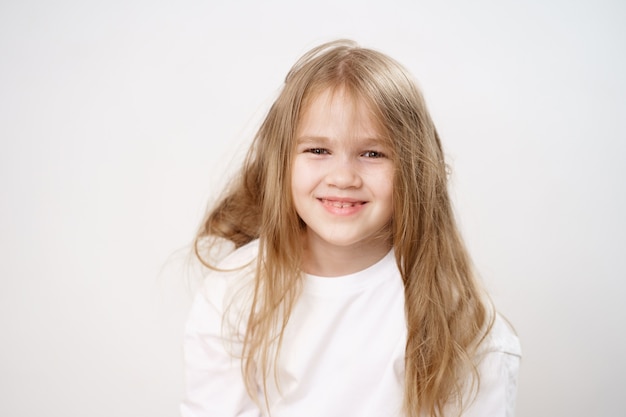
[305, 148, 329, 155]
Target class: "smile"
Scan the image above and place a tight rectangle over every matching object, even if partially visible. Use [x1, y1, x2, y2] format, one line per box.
[319, 198, 366, 208]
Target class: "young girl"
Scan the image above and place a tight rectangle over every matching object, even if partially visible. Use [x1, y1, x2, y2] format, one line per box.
[181, 40, 521, 417]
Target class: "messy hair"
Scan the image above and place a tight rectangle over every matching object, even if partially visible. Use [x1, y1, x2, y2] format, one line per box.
[195, 39, 492, 417]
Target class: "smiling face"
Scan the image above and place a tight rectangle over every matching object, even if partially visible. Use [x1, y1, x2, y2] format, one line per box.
[291, 88, 394, 274]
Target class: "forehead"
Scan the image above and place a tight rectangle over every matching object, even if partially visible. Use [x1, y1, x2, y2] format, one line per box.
[296, 88, 383, 140]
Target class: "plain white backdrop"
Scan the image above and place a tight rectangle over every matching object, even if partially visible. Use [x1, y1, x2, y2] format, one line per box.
[1, 1, 624, 416]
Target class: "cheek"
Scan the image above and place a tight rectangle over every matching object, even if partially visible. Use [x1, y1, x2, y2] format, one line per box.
[372, 166, 394, 196]
[287, 162, 306, 224]
[290, 160, 302, 194]
[290, 159, 309, 208]
[291, 158, 316, 191]
[380, 169, 395, 216]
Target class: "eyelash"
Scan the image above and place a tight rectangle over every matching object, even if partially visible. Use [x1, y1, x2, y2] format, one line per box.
[304, 148, 386, 158]
[305, 148, 329, 155]
[361, 151, 385, 158]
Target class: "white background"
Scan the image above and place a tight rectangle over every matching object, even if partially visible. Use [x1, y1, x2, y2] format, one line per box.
[1, 1, 624, 416]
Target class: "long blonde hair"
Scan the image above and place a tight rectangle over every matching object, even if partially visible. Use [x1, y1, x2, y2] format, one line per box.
[195, 39, 492, 417]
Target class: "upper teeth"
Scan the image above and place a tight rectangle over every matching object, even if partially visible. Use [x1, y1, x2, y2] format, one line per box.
[328, 201, 356, 208]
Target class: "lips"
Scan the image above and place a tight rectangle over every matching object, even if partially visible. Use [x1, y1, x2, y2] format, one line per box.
[319, 198, 366, 209]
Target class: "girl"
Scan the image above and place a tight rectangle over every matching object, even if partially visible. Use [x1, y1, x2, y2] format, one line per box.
[181, 40, 521, 417]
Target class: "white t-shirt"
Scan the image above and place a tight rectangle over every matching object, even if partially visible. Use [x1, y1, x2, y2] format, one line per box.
[181, 240, 521, 417]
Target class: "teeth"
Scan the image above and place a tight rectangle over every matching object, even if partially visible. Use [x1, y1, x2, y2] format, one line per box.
[324, 200, 358, 208]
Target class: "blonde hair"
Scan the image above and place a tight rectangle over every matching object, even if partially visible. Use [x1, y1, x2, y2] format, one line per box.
[195, 40, 492, 417]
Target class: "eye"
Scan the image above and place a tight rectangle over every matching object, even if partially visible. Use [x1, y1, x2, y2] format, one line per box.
[305, 148, 329, 155]
[362, 150, 385, 158]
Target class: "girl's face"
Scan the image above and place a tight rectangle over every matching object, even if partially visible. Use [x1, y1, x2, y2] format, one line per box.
[291, 88, 394, 273]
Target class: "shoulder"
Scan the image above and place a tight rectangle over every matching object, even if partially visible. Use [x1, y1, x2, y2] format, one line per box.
[198, 239, 260, 313]
[214, 238, 260, 270]
[479, 313, 522, 358]
[459, 313, 521, 417]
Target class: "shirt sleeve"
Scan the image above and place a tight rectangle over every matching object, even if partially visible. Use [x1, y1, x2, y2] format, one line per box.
[461, 315, 522, 417]
[180, 289, 261, 417]
[461, 350, 521, 417]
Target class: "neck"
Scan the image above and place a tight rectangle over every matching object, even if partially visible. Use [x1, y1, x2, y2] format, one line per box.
[301, 233, 392, 277]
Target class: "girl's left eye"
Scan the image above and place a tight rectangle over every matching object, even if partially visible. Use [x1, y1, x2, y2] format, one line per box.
[362, 150, 385, 158]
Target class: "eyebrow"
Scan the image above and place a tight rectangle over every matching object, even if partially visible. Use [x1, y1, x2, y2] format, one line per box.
[295, 136, 330, 144]
[295, 136, 385, 146]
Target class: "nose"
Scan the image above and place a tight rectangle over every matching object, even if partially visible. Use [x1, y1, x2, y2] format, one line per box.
[325, 156, 362, 189]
